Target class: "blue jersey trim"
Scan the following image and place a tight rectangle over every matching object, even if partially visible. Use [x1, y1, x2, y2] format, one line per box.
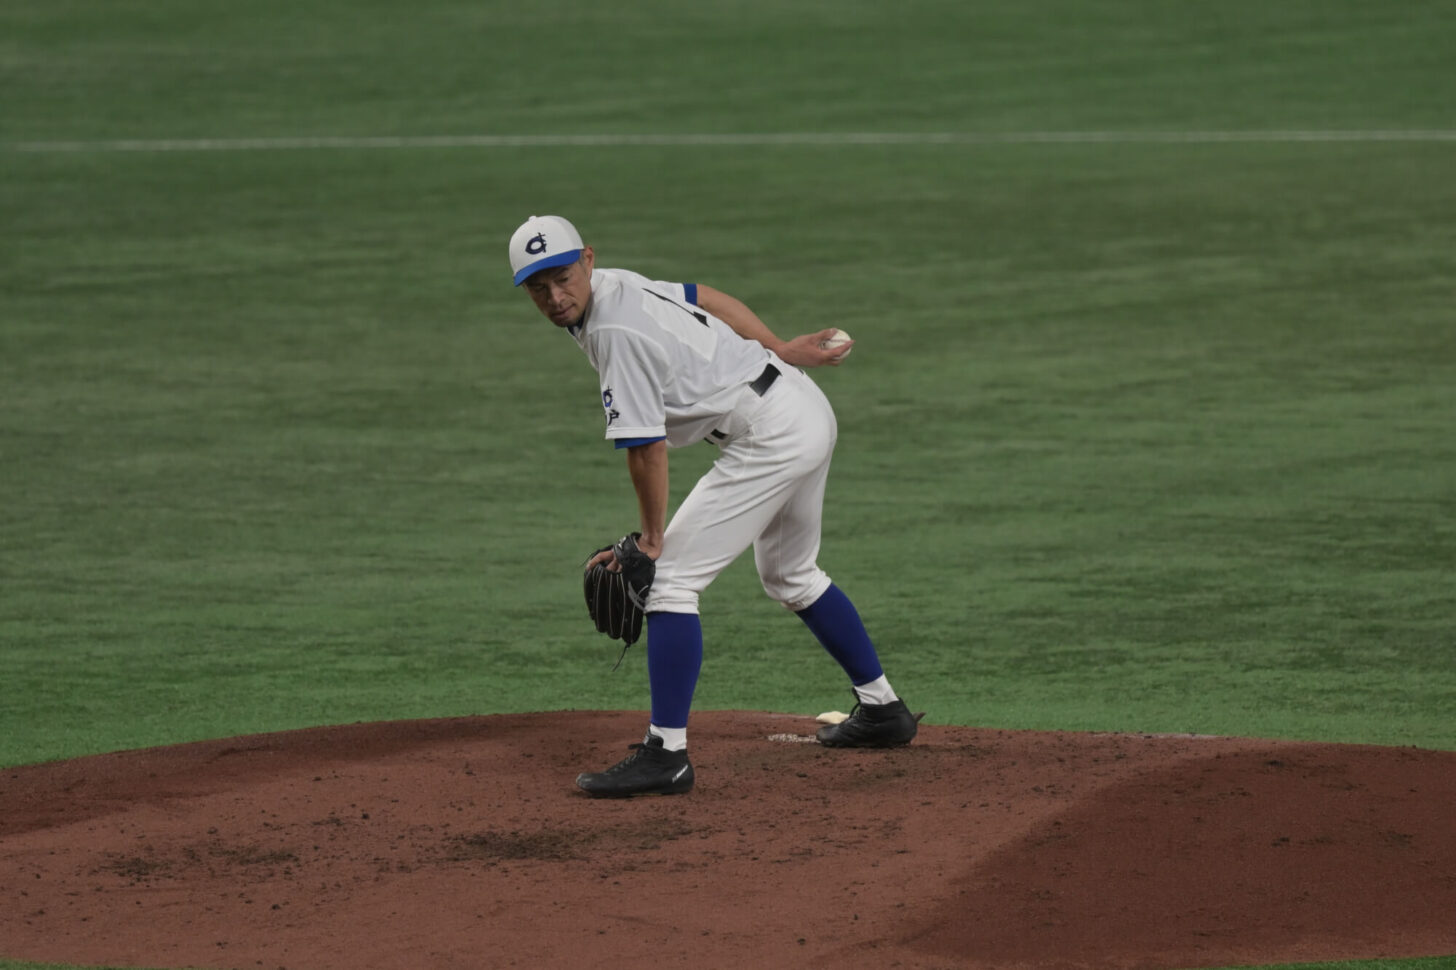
[682, 283, 698, 306]
[614, 436, 667, 449]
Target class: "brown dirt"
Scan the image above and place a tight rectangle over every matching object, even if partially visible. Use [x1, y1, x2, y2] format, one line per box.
[2, 710, 1454, 970]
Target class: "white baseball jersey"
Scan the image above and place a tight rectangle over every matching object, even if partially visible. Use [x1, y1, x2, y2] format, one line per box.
[568, 268, 773, 448]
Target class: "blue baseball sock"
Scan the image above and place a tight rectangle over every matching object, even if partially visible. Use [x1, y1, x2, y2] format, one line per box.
[796, 583, 885, 686]
[646, 611, 703, 730]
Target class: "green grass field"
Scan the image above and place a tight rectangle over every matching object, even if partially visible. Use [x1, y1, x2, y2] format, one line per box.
[3, 1, 1454, 968]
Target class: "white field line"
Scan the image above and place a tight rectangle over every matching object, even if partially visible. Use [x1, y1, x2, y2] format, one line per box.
[8, 130, 1456, 153]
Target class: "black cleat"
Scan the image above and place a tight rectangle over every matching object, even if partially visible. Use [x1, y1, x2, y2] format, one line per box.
[817, 698, 921, 748]
[576, 734, 695, 797]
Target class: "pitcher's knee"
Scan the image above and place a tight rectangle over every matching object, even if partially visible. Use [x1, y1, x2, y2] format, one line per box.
[645, 584, 702, 615]
[761, 568, 833, 613]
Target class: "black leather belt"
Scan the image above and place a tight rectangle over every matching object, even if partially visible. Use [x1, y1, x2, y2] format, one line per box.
[749, 363, 780, 396]
[705, 364, 780, 445]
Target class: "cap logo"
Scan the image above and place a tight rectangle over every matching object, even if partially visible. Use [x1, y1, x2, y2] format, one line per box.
[525, 233, 548, 255]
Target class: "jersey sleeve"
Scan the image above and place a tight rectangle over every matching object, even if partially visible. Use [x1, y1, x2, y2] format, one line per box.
[613, 435, 667, 449]
[589, 327, 670, 442]
[644, 279, 698, 306]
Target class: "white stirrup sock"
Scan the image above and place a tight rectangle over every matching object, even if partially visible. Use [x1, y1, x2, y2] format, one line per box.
[648, 725, 688, 752]
[853, 676, 898, 706]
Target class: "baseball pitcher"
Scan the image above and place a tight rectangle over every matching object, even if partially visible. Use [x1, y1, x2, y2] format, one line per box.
[510, 215, 920, 797]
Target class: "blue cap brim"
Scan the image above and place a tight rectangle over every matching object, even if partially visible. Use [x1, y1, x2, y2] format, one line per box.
[513, 249, 583, 286]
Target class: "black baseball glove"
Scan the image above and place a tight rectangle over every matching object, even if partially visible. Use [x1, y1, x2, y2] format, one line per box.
[583, 533, 656, 653]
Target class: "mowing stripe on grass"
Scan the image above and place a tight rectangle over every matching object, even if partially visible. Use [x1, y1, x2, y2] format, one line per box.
[8, 130, 1456, 153]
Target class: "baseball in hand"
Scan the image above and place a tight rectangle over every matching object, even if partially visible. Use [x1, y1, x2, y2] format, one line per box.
[819, 328, 853, 358]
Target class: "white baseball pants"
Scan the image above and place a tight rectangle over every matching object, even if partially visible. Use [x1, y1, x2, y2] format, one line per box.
[646, 363, 837, 614]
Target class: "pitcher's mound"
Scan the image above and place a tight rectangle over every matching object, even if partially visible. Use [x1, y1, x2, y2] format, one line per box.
[3, 711, 1454, 970]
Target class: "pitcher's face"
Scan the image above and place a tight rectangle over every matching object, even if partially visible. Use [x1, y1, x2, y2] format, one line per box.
[524, 248, 595, 328]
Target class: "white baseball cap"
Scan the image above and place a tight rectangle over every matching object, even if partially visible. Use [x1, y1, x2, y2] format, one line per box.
[509, 214, 584, 285]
